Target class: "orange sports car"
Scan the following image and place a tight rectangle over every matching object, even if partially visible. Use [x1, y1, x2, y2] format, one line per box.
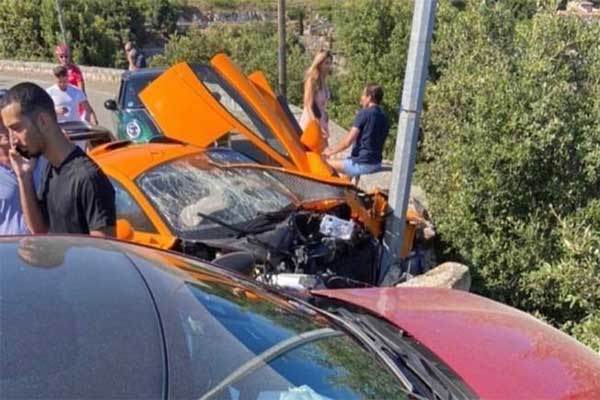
[92, 140, 420, 290]
[87, 55, 423, 290]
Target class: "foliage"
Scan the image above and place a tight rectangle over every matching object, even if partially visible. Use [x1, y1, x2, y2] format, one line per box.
[0, 1, 47, 60]
[525, 201, 600, 348]
[135, 0, 181, 40]
[150, 22, 310, 106]
[0, 0, 180, 67]
[418, 1, 600, 351]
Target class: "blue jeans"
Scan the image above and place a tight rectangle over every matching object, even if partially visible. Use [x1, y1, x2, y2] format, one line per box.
[342, 159, 381, 177]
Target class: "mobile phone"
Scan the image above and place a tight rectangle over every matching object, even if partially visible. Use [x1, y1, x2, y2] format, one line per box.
[15, 146, 31, 159]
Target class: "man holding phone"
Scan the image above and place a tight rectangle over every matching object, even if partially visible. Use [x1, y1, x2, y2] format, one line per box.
[0, 82, 115, 236]
[0, 105, 44, 235]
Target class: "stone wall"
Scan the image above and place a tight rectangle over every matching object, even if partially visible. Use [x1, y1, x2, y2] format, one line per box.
[0, 60, 124, 83]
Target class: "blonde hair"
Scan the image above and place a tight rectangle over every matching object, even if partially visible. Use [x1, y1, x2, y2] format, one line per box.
[304, 49, 333, 89]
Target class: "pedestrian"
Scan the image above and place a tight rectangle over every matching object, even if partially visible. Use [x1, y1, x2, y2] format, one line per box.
[323, 83, 389, 178]
[55, 43, 85, 93]
[47, 65, 98, 125]
[54, 42, 93, 122]
[300, 49, 333, 143]
[0, 103, 44, 235]
[124, 41, 147, 71]
[0, 82, 116, 236]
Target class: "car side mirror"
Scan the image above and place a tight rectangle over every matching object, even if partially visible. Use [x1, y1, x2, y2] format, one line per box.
[116, 218, 134, 240]
[300, 119, 326, 153]
[104, 99, 117, 111]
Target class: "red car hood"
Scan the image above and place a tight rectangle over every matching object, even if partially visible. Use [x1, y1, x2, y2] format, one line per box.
[312, 287, 600, 399]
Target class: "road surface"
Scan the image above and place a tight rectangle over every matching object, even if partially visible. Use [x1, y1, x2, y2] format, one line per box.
[0, 71, 119, 131]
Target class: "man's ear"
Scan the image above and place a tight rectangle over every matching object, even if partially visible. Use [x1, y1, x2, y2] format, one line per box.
[35, 111, 55, 130]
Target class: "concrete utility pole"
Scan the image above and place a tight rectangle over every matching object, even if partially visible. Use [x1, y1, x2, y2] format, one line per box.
[379, 0, 438, 285]
[55, 0, 68, 46]
[277, 0, 287, 97]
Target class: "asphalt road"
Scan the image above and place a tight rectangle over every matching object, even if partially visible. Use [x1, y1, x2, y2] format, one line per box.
[0, 71, 120, 131]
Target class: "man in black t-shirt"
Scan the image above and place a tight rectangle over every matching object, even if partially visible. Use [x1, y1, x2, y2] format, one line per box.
[323, 84, 389, 177]
[0, 82, 115, 236]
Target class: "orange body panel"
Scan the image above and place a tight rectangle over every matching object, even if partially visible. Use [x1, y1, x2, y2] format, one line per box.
[139, 54, 335, 177]
[139, 63, 297, 169]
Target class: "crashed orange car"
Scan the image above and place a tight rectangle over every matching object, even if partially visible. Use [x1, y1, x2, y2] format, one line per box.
[88, 56, 424, 290]
[92, 140, 421, 290]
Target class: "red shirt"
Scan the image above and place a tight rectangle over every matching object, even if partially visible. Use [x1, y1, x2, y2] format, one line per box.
[67, 64, 84, 89]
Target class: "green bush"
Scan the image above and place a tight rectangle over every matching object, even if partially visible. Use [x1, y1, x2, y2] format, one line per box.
[0, 0, 180, 67]
[150, 22, 310, 106]
[419, 1, 600, 351]
[0, 1, 47, 60]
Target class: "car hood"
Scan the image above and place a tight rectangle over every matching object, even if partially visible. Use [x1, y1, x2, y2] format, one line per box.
[139, 54, 334, 177]
[312, 287, 600, 399]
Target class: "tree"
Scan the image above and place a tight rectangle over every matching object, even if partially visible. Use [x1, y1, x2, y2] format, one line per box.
[150, 22, 309, 106]
[418, 1, 600, 351]
[0, 0, 180, 67]
[0, 0, 46, 60]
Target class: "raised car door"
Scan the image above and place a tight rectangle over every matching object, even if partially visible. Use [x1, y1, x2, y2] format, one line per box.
[139, 58, 334, 177]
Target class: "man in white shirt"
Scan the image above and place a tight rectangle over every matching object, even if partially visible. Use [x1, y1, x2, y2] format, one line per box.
[47, 65, 98, 125]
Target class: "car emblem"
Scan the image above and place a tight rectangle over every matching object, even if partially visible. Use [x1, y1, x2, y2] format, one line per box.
[126, 120, 142, 139]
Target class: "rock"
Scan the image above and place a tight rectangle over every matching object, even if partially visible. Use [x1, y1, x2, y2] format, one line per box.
[398, 262, 471, 291]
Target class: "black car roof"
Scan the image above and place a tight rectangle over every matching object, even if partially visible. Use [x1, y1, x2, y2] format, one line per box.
[0, 236, 165, 399]
[122, 67, 165, 82]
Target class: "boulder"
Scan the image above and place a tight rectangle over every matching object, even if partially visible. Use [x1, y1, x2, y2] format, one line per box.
[398, 262, 471, 291]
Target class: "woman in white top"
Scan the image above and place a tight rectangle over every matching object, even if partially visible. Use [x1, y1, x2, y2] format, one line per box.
[300, 50, 333, 146]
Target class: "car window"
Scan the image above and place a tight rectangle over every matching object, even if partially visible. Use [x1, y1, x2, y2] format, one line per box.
[122, 72, 162, 109]
[111, 179, 157, 233]
[191, 65, 291, 161]
[127, 248, 409, 400]
[179, 282, 406, 400]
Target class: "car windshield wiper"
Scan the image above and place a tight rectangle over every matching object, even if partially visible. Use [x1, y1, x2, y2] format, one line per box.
[238, 203, 297, 234]
[335, 309, 472, 400]
[196, 212, 293, 258]
[197, 203, 296, 237]
[196, 211, 250, 236]
[198, 328, 342, 400]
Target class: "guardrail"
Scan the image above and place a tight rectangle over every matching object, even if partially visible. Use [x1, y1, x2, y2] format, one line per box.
[0, 60, 124, 83]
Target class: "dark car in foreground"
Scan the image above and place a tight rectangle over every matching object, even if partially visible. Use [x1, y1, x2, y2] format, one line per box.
[104, 68, 163, 143]
[59, 120, 115, 149]
[1, 236, 599, 399]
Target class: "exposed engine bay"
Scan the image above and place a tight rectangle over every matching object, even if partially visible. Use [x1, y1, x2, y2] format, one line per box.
[174, 203, 380, 292]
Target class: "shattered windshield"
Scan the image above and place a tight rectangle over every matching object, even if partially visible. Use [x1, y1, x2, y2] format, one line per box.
[136, 153, 296, 238]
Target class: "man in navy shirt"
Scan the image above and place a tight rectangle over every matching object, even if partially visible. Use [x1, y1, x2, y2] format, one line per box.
[323, 84, 389, 177]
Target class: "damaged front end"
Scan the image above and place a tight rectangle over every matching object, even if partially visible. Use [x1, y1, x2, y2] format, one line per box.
[174, 201, 382, 292]
[136, 152, 418, 293]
